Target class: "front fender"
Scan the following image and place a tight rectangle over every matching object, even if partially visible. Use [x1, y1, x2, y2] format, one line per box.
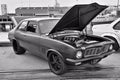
[101, 33, 120, 46]
[36, 36, 77, 59]
[47, 49, 65, 61]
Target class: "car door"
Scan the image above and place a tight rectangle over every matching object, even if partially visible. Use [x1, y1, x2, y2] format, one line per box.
[22, 20, 42, 55]
[15, 20, 41, 54]
[26, 21, 47, 58]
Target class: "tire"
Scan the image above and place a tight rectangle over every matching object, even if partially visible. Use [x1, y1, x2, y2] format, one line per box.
[89, 59, 102, 65]
[112, 39, 119, 51]
[48, 52, 67, 75]
[104, 36, 119, 51]
[12, 40, 26, 55]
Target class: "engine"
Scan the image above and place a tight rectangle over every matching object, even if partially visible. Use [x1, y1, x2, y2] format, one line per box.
[49, 30, 98, 47]
[49, 30, 86, 47]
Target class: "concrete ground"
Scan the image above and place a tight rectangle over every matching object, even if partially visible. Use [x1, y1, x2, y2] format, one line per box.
[0, 30, 120, 79]
[0, 46, 120, 80]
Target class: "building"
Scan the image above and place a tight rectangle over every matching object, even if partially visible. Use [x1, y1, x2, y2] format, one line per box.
[15, 7, 70, 17]
[1, 4, 7, 15]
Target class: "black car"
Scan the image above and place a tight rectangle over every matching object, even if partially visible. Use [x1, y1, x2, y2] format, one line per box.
[8, 3, 114, 75]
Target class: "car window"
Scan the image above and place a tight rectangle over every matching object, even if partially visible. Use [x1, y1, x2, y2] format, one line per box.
[26, 21, 38, 33]
[39, 19, 59, 34]
[113, 21, 120, 30]
[14, 16, 36, 24]
[18, 21, 28, 31]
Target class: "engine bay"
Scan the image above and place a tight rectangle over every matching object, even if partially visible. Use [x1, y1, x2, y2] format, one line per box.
[49, 30, 106, 47]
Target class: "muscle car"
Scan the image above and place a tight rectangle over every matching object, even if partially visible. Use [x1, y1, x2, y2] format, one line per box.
[8, 3, 114, 75]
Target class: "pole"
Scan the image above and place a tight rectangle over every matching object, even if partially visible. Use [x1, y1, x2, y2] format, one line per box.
[117, 0, 119, 9]
[117, 0, 119, 17]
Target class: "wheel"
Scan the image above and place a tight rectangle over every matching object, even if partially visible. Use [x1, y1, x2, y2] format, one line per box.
[112, 40, 119, 51]
[12, 40, 26, 55]
[89, 59, 102, 65]
[104, 36, 119, 51]
[48, 52, 67, 75]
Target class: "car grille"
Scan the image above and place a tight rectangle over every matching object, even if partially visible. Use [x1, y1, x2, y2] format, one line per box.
[84, 45, 110, 57]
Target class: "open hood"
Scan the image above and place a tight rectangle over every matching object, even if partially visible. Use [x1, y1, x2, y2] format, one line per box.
[49, 3, 107, 34]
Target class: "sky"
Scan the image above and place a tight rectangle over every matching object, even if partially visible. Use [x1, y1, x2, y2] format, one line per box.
[0, 0, 119, 14]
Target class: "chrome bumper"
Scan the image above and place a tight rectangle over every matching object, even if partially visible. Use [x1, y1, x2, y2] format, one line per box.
[66, 50, 114, 63]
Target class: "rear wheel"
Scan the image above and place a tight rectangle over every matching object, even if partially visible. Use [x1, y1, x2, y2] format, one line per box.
[12, 40, 26, 55]
[48, 52, 67, 75]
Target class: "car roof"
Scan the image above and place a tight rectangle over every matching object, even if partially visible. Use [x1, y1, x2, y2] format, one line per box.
[24, 17, 60, 21]
[10, 16, 38, 26]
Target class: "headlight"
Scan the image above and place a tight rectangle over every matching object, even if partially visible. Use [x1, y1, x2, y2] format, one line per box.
[109, 45, 113, 50]
[76, 51, 82, 59]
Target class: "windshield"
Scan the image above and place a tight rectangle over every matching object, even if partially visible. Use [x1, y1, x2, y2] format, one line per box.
[39, 19, 59, 34]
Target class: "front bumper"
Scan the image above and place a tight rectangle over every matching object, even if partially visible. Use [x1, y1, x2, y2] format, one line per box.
[66, 50, 114, 64]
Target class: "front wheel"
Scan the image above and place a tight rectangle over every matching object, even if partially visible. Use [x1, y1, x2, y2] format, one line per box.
[82, 59, 101, 65]
[89, 59, 102, 65]
[48, 52, 67, 75]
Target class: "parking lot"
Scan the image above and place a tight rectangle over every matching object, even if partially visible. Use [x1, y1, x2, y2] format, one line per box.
[0, 45, 120, 79]
[0, 30, 120, 80]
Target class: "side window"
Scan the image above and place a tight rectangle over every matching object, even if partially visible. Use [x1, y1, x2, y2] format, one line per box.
[18, 21, 28, 31]
[113, 21, 120, 30]
[26, 21, 38, 33]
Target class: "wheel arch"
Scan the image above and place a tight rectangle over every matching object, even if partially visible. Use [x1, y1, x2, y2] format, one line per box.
[12, 39, 17, 45]
[47, 49, 64, 60]
[102, 33, 120, 46]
